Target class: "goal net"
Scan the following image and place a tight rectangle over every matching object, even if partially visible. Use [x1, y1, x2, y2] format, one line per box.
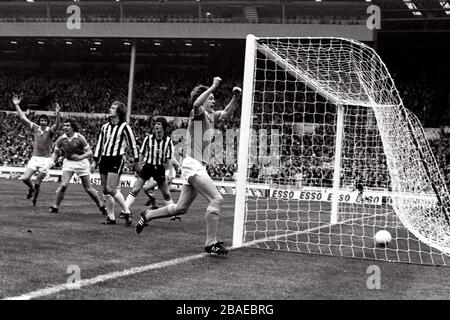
[233, 36, 450, 265]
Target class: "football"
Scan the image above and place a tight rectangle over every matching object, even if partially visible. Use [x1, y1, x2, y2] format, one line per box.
[374, 230, 392, 246]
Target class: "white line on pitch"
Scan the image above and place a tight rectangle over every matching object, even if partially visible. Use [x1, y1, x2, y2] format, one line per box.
[3, 213, 377, 300]
[3, 253, 207, 300]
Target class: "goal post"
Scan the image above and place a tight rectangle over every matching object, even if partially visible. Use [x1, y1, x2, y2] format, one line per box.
[232, 34, 257, 248]
[232, 35, 450, 265]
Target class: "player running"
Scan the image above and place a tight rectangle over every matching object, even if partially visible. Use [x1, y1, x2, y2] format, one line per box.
[124, 117, 175, 217]
[91, 101, 141, 226]
[12, 94, 60, 206]
[47, 118, 107, 214]
[135, 77, 241, 255]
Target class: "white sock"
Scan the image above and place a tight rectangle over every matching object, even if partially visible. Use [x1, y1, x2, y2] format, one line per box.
[125, 193, 137, 212]
[205, 211, 219, 247]
[104, 194, 115, 220]
[113, 190, 129, 214]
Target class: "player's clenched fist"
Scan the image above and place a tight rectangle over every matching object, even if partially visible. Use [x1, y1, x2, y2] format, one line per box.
[232, 86, 242, 96]
[12, 94, 22, 105]
[212, 77, 222, 89]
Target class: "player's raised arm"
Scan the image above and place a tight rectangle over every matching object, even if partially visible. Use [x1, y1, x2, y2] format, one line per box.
[192, 76, 221, 116]
[218, 86, 242, 120]
[51, 102, 61, 133]
[12, 94, 36, 129]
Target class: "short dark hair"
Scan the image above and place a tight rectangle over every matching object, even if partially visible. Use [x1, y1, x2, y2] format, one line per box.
[65, 117, 79, 132]
[112, 101, 127, 122]
[189, 85, 208, 105]
[37, 114, 50, 125]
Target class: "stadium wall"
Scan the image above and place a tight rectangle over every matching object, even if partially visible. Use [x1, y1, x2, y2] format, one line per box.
[0, 23, 374, 41]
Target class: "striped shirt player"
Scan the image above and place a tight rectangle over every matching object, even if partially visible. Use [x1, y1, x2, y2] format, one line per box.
[139, 133, 173, 183]
[12, 94, 60, 206]
[93, 121, 139, 176]
[92, 101, 140, 226]
[48, 118, 106, 214]
[125, 117, 175, 214]
[136, 77, 242, 256]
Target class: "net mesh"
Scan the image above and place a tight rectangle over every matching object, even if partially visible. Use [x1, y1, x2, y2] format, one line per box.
[241, 37, 450, 265]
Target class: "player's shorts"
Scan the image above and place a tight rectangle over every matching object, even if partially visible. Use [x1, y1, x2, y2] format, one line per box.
[26, 156, 52, 174]
[99, 156, 124, 175]
[181, 156, 208, 185]
[140, 164, 166, 184]
[62, 158, 90, 177]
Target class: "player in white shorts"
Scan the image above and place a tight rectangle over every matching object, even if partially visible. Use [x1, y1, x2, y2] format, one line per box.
[12, 94, 60, 206]
[136, 77, 242, 255]
[124, 117, 175, 218]
[142, 158, 181, 221]
[47, 118, 106, 215]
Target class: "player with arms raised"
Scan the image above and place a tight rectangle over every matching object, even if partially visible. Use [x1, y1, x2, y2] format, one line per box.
[135, 77, 242, 255]
[12, 94, 60, 206]
[48, 118, 107, 214]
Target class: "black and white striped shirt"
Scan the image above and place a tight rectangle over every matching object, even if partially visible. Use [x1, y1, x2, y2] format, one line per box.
[140, 134, 173, 166]
[93, 121, 139, 162]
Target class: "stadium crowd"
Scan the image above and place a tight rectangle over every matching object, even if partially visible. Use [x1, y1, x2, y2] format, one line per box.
[0, 64, 242, 117]
[1, 109, 449, 189]
[0, 61, 449, 189]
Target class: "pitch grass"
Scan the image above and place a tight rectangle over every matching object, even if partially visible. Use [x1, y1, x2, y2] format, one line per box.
[1, 179, 450, 300]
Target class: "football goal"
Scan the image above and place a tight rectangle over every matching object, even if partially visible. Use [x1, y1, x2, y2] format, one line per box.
[232, 35, 450, 266]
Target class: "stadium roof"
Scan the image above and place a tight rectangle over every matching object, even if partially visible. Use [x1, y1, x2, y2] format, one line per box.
[0, 0, 448, 31]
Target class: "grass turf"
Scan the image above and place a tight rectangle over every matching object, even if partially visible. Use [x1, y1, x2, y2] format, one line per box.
[1, 178, 450, 300]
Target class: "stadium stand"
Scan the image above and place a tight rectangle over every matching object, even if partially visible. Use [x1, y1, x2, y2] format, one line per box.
[0, 59, 448, 187]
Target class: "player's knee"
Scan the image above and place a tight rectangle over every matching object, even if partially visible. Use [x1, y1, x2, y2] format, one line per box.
[105, 186, 116, 195]
[174, 204, 188, 215]
[207, 195, 223, 214]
